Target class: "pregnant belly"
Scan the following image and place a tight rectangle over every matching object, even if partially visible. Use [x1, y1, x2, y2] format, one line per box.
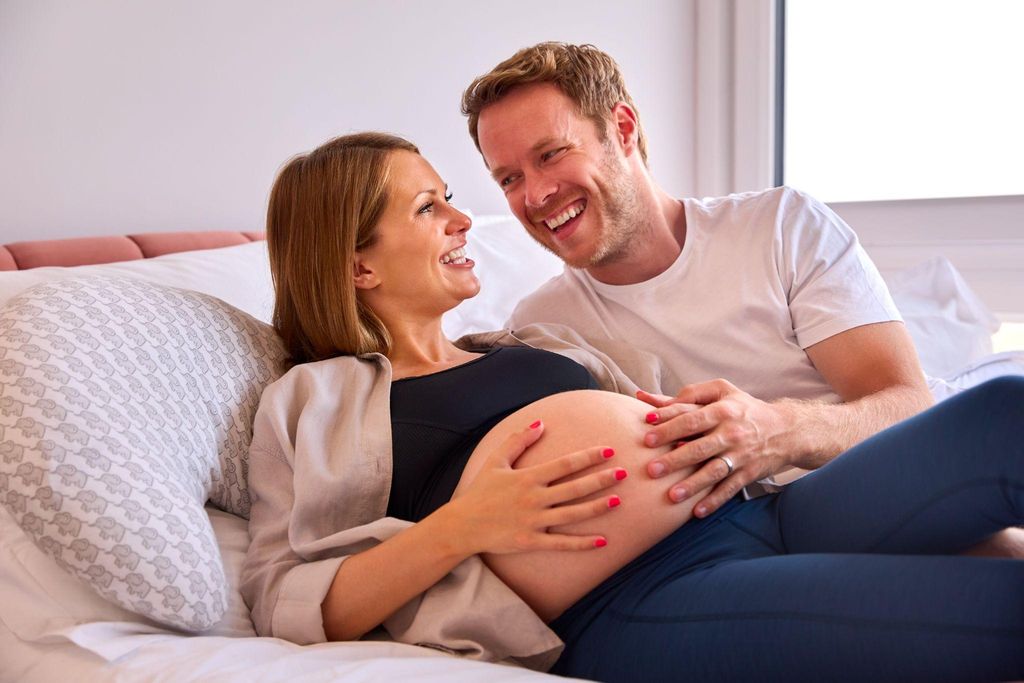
[452, 390, 701, 622]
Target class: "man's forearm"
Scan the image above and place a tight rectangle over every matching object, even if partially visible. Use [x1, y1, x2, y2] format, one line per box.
[776, 384, 935, 470]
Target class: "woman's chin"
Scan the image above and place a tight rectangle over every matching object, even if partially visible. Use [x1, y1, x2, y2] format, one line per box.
[437, 281, 482, 316]
[456, 278, 482, 301]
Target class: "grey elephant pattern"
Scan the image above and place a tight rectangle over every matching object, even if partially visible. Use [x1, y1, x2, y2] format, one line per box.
[70, 537, 100, 563]
[0, 396, 24, 418]
[34, 485, 64, 512]
[1, 442, 25, 464]
[0, 277, 285, 631]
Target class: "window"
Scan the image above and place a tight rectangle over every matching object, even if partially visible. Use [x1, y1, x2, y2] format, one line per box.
[782, 0, 1024, 203]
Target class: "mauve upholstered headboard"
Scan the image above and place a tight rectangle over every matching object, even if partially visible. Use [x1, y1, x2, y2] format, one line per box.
[0, 231, 266, 271]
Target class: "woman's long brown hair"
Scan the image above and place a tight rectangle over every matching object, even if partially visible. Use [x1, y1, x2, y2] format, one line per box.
[266, 132, 419, 367]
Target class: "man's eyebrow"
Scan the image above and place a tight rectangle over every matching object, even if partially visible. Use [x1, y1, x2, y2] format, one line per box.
[489, 138, 561, 181]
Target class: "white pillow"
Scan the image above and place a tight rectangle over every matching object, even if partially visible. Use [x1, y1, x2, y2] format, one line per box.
[0, 277, 285, 631]
[442, 214, 564, 339]
[884, 257, 1001, 378]
[0, 241, 274, 323]
[0, 504, 256, 643]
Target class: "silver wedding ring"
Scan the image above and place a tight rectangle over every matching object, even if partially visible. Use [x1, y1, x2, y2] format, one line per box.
[714, 455, 735, 477]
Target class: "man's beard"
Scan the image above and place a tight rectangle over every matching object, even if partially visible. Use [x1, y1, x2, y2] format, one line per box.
[524, 143, 644, 269]
[584, 147, 642, 268]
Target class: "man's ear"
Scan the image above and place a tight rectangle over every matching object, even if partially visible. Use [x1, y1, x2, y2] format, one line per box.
[352, 253, 380, 290]
[610, 102, 640, 157]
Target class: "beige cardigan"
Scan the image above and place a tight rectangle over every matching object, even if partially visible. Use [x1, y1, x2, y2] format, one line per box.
[239, 324, 666, 671]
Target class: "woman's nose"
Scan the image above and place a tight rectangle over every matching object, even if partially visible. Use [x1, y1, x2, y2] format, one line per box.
[446, 208, 472, 234]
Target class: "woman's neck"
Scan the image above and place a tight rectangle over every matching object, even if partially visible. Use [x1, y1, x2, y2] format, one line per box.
[380, 311, 479, 379]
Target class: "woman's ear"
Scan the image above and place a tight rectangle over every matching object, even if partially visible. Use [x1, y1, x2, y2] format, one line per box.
[352, 253, 380, 290]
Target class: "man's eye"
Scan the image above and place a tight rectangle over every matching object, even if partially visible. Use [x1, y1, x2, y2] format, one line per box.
[542, 148, 565, 162]
[500, 175, 516, 188]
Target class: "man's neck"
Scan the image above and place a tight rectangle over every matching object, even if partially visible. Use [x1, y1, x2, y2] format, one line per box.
[585, 189, 686, 286]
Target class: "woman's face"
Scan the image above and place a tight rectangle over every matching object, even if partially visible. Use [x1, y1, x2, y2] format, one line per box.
[355, 150, 480, 317]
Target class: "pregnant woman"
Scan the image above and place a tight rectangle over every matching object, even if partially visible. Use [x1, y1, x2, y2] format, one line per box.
[241, 132, 1024, 683]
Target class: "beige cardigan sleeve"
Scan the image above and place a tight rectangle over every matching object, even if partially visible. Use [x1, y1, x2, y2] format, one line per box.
[239, 356, 563, 670]
[241, 433, 346, 644]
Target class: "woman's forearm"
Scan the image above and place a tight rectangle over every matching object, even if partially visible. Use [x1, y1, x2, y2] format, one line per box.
[322, 419, 623, 640]
[321, 503, 473, 641]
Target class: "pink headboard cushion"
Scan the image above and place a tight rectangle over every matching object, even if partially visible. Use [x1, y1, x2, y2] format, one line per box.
[0, 246, 15, 270]
[0, 231, 266, 271]
[130, 231, 250, 258]
[4, 236, 143, 270]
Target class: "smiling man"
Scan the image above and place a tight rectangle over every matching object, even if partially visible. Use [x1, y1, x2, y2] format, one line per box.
[459, 42, 942, 518]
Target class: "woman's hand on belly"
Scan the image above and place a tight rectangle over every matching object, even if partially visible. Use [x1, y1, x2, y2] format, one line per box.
[442, 420, 626, 555]
[456, 390, 703, 622]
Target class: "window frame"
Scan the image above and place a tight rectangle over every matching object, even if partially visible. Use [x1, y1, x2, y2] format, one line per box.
[693, 0, 1024, 317]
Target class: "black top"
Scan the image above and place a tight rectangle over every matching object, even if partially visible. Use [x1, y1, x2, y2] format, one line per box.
[387, 346, 599, 522]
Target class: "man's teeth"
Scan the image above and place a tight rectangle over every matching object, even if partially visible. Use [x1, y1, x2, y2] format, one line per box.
[545, 203, 584, 230]
[440, 246, 468, 264]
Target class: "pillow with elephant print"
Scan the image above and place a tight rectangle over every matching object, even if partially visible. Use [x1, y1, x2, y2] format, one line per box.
[0, 277, 285, 631]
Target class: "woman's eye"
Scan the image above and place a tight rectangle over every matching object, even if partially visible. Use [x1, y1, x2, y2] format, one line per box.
[444, 191, 453, 203]
[418, 202, 434, 214]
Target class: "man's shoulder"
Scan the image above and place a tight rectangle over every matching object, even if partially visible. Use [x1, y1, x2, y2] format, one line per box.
[688, 185, 818, 219]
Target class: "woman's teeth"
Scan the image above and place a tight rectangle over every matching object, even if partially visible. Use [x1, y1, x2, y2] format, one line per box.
[545, 203, 585, 230]
[440, 246, 468, 264]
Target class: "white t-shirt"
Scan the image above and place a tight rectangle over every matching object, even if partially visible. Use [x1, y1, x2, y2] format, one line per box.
[507, 186, 902, 402]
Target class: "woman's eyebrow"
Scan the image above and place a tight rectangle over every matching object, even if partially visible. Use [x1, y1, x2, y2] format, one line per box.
[412, 183, 448, 200]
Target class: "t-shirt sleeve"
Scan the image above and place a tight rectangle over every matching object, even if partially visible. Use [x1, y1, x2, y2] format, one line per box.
[777, 188, 902, 349]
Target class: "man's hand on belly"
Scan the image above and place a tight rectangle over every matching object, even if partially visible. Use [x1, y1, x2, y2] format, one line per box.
[636, 380, 797, 517]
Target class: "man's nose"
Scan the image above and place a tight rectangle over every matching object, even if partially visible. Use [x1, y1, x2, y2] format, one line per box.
[524, 169, 557, 210]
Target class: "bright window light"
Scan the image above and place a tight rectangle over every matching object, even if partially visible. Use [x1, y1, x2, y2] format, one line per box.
[784, 0, 1024, 202]
[993, 322, 1024, 353]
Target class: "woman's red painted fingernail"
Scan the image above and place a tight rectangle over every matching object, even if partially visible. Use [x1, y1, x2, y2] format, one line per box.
[608, 495, 621, 508]
[602, 447, 615, 458]
[594, 537, 608, 548]
[614, 468, 628, 480]
[645, 412, 659, 424]
[530, 420, 542, 429]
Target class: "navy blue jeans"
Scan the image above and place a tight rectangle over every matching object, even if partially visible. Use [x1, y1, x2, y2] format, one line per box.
[550, 376, 1024, 683]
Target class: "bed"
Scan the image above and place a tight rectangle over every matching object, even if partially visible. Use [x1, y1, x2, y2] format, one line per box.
[1, 216, 1021, 682]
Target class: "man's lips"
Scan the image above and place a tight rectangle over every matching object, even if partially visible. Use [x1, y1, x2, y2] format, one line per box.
[540, 199, 587, 231]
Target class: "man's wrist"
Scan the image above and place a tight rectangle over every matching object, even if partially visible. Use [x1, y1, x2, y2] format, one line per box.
[770, 399, 840, 469]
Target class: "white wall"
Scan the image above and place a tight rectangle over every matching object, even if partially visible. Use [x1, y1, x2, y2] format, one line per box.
[0, 0, 695, 242]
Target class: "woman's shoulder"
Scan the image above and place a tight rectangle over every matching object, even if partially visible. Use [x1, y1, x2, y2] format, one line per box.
[260, 353, 388, 408]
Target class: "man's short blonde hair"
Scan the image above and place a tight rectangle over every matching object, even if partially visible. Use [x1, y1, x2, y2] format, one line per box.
[461, 42, 648, 165]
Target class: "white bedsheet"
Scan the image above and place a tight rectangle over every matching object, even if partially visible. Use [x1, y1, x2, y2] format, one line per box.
[0, 506, 584, 683]
[0, 620, 585, 682]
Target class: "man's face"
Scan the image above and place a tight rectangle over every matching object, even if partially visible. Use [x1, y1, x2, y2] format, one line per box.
[477, 83, 640, 269]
